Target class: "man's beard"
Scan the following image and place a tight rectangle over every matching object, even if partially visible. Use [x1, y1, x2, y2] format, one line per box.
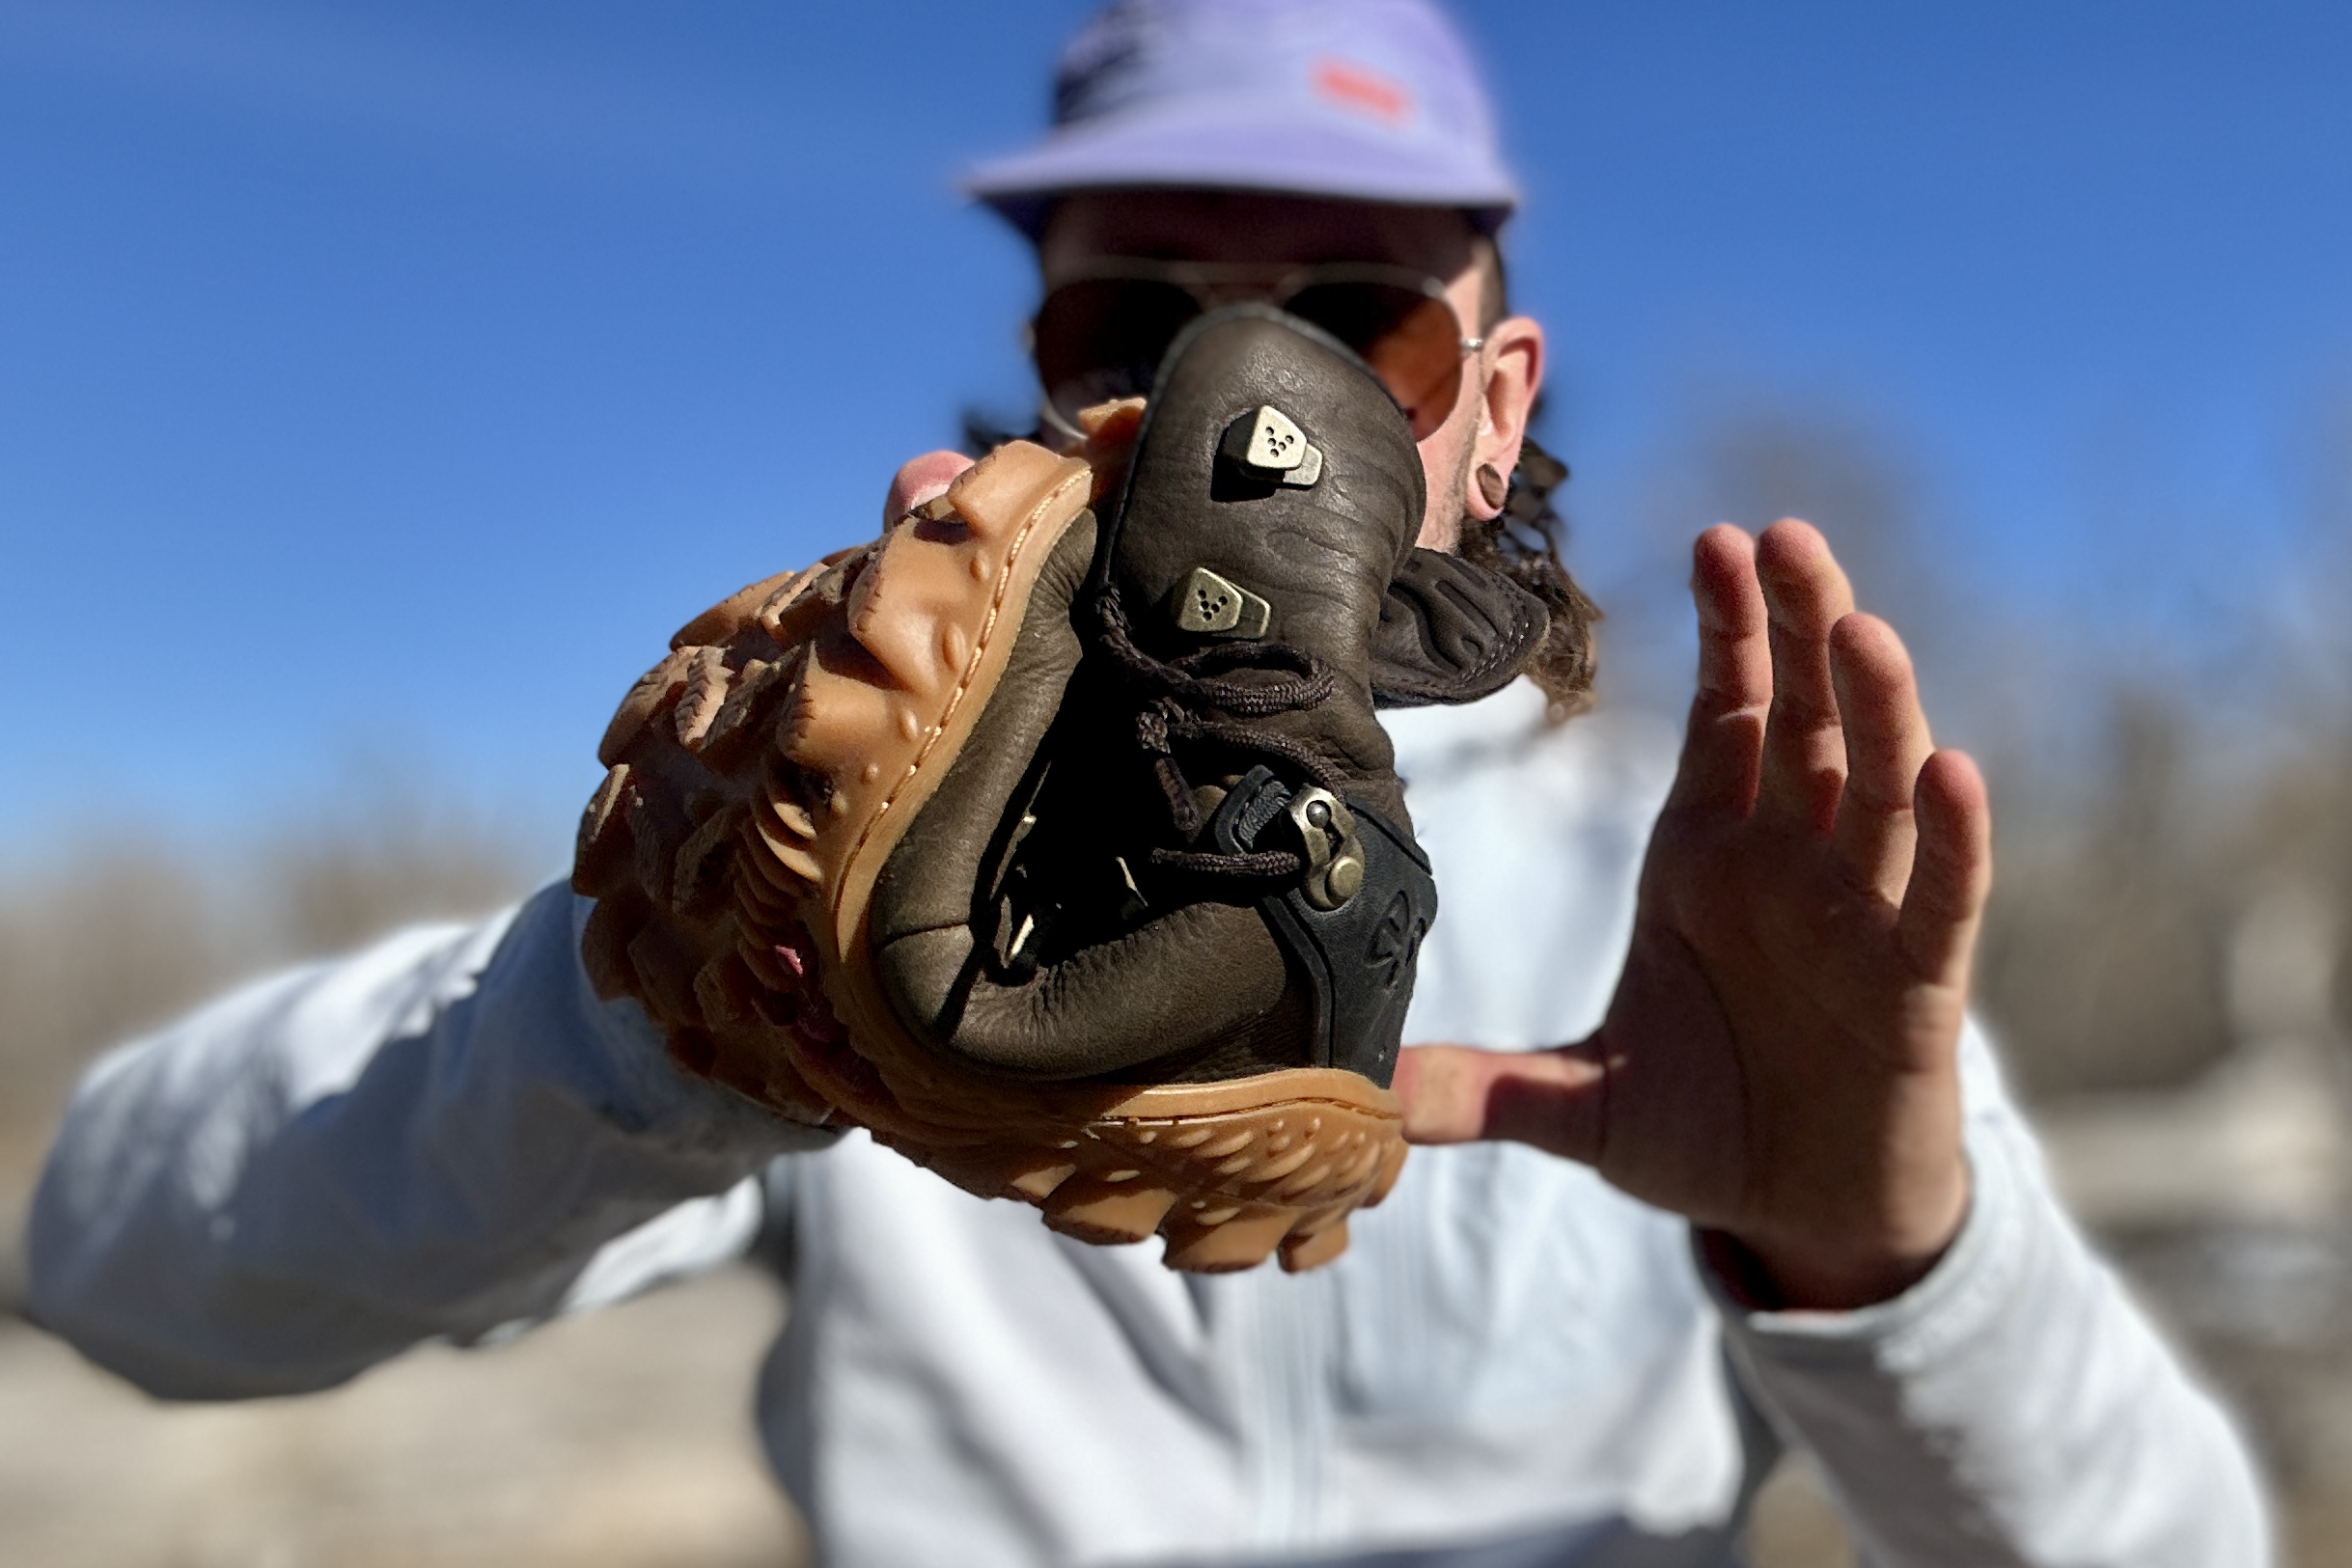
[1428, 437, 1477, 554]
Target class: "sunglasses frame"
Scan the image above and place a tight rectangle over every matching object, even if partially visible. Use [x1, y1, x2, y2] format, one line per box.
[1031, 258, 1487, 442]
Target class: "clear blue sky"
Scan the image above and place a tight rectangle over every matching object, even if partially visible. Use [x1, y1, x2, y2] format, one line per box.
[4, 1, 2349, 867]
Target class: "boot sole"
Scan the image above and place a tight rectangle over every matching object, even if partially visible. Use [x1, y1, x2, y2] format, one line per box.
[579, 439, 1407, 1272]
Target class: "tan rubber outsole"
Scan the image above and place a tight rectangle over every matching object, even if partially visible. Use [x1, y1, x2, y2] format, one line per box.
[576, 428, 1407, 1272]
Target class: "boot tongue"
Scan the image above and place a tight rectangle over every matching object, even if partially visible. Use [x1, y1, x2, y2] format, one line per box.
[1097, 305, 1424, 687]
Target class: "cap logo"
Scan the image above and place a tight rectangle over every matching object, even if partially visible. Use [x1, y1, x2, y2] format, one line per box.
[1313, 58, 1412, 125]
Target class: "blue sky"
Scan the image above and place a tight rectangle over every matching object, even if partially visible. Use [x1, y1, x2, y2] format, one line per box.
[4, 1, 2349, 867]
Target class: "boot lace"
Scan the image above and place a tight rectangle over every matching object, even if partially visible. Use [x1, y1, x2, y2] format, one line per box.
[1091, 584, 1342, 886]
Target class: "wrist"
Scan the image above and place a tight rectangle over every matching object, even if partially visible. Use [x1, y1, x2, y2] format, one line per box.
[1705, 1164, 1972, 1312]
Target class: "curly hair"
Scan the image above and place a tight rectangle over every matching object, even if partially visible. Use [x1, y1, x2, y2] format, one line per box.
[1456, 433, 1601, 720]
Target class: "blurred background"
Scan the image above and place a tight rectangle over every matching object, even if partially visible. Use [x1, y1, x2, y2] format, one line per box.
[4, 1, 2351, 1563]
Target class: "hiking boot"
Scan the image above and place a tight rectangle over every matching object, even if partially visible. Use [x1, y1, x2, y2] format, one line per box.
[578, 305, 1548, 1271]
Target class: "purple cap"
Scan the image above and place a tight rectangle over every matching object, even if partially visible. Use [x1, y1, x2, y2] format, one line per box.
[963, 0, 1518, 237]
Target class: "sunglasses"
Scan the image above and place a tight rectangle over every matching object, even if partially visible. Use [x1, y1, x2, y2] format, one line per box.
[1033, 261, 1485, 443]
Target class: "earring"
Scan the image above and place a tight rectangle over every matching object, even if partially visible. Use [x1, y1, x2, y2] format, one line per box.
[1475, 462, 1509, 511]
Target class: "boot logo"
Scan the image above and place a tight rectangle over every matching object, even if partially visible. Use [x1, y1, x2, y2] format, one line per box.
[1219, 405, 1325, 488]
[1172, 565, 1273, 639]
[1367, 889, 1427, 990]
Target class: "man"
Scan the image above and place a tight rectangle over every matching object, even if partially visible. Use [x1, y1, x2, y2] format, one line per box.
[26, 2, 2268, 1564]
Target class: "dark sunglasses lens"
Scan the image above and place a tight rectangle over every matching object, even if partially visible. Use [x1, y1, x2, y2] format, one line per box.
[1034, 278, 1201, 422]
[1283, 282, 1465, 440]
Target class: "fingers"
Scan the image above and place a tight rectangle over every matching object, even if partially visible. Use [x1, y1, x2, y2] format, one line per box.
[1395, 1044, 1605, 1162]
[1896, 749, 1993, 983]
[884, 451, 976, 526]
[1666, 525, 1772, 814]
[1827, 613, 1935, 900]
[1754, 521, 1857, 830]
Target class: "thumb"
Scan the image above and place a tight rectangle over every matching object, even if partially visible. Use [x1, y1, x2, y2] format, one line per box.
[885, 451, 977, 526]
[1394, 1043, 1607, 1160]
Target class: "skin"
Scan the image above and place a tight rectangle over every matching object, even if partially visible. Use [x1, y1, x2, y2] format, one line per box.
[888, 191, 1988, 1310]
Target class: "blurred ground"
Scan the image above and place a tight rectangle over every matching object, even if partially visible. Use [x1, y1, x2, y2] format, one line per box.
[0, 1262, 804, 1568]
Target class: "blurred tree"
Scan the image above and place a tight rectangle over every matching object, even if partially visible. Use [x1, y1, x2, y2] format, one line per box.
[1977, 690, 2237, 1096]
[0, 778, 534, 1155]
[1609, 399, 1982, 725]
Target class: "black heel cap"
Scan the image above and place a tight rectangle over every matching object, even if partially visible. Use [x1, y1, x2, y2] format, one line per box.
[1209, 766, 1438, 1088]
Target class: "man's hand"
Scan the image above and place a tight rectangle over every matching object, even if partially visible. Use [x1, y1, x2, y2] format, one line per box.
[1397, 521, 1992, 1310]
[885, 451, 977, 523]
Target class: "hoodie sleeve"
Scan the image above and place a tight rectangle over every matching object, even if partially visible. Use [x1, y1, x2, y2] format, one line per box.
[1714, 1021, 2273, 1567]
[24, 880, 834, 1398]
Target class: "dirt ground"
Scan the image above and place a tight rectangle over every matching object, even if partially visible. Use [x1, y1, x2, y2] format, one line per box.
[0, 1259, 806, 1568]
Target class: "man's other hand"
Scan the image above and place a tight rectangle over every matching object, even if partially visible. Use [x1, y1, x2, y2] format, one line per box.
[1396, 521, 1991, 1310]
[886, 452, 977, 524]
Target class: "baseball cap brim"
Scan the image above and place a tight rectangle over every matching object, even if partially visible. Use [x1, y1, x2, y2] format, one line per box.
[963, 97, 1519, 239]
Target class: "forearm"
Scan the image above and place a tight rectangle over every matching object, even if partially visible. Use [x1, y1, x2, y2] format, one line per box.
[25, 881, 829, 1398]
[1717, 1046, 2270, 1566]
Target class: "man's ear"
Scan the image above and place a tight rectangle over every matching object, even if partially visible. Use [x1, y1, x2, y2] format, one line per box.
[1464, 316, 1544, 521]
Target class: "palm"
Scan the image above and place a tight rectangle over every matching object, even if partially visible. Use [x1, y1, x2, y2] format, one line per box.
[1398, 522, 1989, 1307]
